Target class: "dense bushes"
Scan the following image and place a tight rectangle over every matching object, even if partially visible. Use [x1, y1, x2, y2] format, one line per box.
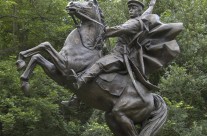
[0, 0, 207, 135]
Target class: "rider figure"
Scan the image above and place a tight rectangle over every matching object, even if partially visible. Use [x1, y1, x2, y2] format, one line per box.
[72, 0, 148, 89]
[62, 0, 182, 106]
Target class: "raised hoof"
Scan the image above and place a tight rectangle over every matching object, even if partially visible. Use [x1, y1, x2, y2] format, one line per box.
[61, 101, 70, 107]
[21, 81, 30, 96]
[61, 99, 80, 108]
[16, 60, 26, 70]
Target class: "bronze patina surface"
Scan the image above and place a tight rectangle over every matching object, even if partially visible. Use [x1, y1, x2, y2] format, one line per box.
[16, 0, 183, 135]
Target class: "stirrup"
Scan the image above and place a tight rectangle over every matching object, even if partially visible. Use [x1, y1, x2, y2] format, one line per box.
[69, 69, 78, 82]
[70, 69, 85, 90]
[70, 69, 78, 77]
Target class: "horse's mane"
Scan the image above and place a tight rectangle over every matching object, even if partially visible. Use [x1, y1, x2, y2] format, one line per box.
[93, 3, 106, 50]
[88, 0, 105, 26]
[98, 7, 105, 26]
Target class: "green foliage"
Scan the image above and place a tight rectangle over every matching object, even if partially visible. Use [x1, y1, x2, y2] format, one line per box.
[81, 122, 111, 136]
[0, 0, 72, 58]
[159, 65, 206, 106]
[80, 110, 112, 136]
[0, 57, 72, 136]
[158, 65, 207, 136]
[1, 0, 207, 135]
[159, 100, 207, 136]
[0, 58, 97, 136]
[100, 0, 128, 26]
[154, 0, 207, 135]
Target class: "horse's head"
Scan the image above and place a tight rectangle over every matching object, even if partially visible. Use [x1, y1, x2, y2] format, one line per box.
[66, 0, 103, 23]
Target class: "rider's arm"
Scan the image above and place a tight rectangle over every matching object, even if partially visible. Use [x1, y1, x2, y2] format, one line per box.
[142, 0, 156, 16]
[105, 19, 141, 38]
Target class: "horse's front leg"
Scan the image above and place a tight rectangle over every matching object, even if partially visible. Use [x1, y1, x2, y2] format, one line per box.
[20, 54, 65, 95]
[16, 42, 67, 75]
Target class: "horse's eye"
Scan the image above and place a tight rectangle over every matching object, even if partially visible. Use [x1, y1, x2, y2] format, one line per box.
[88, 2, 93, 7]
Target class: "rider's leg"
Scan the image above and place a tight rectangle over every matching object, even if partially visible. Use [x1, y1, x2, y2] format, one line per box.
[73, 55, 124, 89]
[61, 94, 81, 107]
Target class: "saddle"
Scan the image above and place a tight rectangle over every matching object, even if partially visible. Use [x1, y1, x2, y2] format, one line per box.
[96, 72, 130, 97]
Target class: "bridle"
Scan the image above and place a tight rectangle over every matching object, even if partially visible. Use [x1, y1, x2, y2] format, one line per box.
[77, 11, 105, 27]
[70, 10, 105, 51]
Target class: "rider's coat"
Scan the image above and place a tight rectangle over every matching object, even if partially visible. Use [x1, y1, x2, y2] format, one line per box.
[80, 13, 183, 96]
[106, 14, 183, 76]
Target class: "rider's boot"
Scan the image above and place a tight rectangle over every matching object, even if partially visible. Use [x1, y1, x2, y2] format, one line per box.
[73, 78, 85, 90]
[61, 94, 80, 108]
[71, 63, 103, 90]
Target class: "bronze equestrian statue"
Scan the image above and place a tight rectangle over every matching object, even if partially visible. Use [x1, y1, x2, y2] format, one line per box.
[16, 0, 183, 135]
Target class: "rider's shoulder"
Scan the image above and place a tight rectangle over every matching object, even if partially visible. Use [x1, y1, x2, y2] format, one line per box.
[122, 18, 140, 26]
[126, 18, 140, 23]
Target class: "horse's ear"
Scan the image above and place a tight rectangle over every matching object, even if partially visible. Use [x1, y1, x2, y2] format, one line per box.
[93, 0, 98, 5]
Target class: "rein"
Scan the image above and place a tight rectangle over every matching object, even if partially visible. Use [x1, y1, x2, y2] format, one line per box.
[70, 12, 105, 51]
[77, 11, 105, 28]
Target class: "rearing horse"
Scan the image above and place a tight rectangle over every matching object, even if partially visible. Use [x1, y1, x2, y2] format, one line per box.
[16, 0, 167, 136]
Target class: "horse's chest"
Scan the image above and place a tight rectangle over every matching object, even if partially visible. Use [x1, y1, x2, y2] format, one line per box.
[60, 45, 87, 58]
[82, 26, 96, 43]
[59, 28, 100, 70]
[60, 45, 99, 69]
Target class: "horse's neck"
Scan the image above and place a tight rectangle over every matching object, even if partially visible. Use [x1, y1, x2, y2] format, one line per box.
[79, 21, 101, 46]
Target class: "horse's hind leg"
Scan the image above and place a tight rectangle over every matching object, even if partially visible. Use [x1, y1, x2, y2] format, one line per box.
[20, 54, 63, 93]
[107, 85, 151, 136]
[17, 42, 67, 75]
[105, 112, 126, 136]
[106, 103, 139, 136]
[110, 109, 139, 136]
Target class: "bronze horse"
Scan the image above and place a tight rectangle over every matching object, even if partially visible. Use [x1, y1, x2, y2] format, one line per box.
[16, 0, 167, 136]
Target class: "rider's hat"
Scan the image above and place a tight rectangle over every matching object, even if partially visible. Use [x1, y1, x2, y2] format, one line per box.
[127, 0, 144, 8]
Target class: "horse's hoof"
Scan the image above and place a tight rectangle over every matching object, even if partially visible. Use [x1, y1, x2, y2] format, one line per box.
[16, 60, 26, 70]
[61, 101, 70, 107]
[21, 81, 30, 96]
[61, 99, 80, 109]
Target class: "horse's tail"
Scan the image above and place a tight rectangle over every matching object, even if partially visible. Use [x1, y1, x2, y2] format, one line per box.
[139, 93, 168, 136]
